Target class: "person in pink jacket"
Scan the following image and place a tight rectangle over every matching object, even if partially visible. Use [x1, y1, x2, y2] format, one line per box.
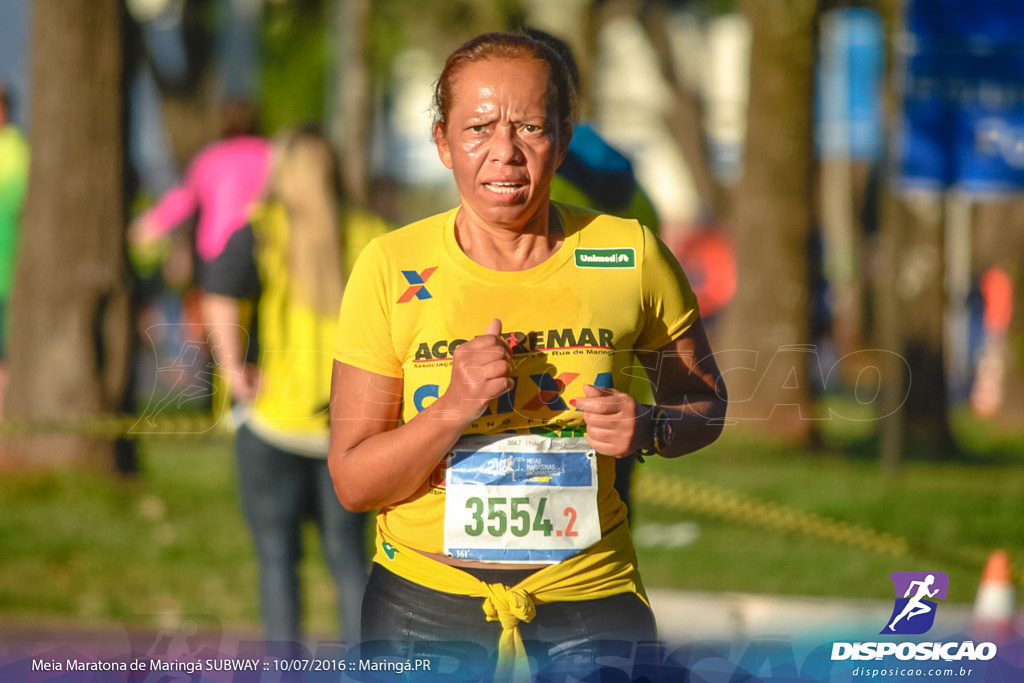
[140, 135, 270, 263]
[130, 100, 271, 402]
[131, 100, 271, 272]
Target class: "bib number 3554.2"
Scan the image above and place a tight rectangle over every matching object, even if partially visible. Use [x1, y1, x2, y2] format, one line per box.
[443, 434, 600, 564]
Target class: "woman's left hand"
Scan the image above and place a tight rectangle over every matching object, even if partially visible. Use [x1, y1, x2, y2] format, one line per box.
[571, 384, 652, 458]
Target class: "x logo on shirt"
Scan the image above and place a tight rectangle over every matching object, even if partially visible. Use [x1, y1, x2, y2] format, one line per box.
[397, 267, 438, 303]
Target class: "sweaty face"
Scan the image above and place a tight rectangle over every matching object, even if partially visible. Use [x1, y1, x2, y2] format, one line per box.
[434, 58, 567, 232]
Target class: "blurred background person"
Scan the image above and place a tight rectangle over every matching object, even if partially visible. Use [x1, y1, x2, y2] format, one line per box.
[0, 81, 29, 418]
[529, 28, 661, 519]
[204, 125, 385, 649]
[129, 99, 272, 407]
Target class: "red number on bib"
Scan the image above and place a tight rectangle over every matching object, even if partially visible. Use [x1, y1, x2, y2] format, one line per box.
[563, 506, 579, 537]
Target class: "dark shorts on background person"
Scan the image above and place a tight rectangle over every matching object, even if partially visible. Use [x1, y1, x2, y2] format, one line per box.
[359, 563, 658, 681]
[200, 224, 260, 299]
[199, 225, 261, 365]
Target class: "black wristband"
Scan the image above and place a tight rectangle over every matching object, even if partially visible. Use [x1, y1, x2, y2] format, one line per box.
[652, 407, 675, 454]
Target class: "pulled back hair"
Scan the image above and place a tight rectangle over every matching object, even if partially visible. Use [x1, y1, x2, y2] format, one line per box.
[432, 31, 577, 140]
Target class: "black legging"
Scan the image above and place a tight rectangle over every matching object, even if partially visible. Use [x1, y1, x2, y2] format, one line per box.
[357, 563, 658, 681]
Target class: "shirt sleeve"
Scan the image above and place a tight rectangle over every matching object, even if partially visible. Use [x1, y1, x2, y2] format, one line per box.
[637, 225, 700, 350]
[334, 239, 404, 378]
[144, 181, 198, 236]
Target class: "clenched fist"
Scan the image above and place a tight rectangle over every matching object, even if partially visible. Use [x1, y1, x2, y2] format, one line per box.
[439, 318, 513, 422]
[571, 384, 653, 457]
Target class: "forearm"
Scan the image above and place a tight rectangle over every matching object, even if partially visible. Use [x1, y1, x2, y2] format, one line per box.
[641, 393, 727, 458]
[201, 294, 245, 375]
[143, 185, 196, 236]
[330, 398, 476, 511]
[638, 318, 728, 458]
[201, 293, 258, 402]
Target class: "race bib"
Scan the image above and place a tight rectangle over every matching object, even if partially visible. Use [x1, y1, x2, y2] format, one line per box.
[443, 434, 600, 564]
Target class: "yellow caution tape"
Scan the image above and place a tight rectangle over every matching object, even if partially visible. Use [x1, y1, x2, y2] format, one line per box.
[0, 413, 232, 439]
[636, 473, 1024, 585]
[637, 473, 908, 558]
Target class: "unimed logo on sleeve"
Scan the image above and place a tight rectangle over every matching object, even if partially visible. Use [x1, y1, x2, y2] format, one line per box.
[574, 248, 636, 268]
[882, 571, 949, 635]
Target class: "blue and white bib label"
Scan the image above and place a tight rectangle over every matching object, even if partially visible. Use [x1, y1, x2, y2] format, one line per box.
[443, 434, 600, 564]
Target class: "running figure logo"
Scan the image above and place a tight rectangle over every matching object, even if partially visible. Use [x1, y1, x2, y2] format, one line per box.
[882, 571, 949, 635]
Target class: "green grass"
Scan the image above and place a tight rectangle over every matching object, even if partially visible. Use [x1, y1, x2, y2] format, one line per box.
[0, 407, 1021, 635]
[0, 440, 257, 629]
[632, 419, 1024, 604]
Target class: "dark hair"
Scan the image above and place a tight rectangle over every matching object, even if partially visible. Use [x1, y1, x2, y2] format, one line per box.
[219, 98, 260, 138]
[0, 80, 14, 122]
[432, 31, 577, 139]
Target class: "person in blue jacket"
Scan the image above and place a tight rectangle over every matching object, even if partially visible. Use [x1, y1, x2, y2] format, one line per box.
[528, 28, 662, 518]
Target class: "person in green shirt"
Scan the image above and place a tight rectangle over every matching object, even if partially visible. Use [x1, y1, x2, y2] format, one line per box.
[0, 81, 29, 417]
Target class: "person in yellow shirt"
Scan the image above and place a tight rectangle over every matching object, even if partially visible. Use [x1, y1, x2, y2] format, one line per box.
[330, 33, 727, 680]
[204, 125, 388, 651]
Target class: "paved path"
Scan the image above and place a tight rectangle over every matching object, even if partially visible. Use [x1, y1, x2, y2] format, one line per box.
[648, 589, 976, 644]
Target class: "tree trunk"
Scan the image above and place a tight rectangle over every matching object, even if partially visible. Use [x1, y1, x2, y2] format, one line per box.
[876, 192, 953, 469]
[874, 0, 954, 469]
[719, 0, 820, 442]
[329, 0, 372, 207]
[637, 0, 727, 220]
[892, 194, 953, 447]
[5, 0, 133, 468]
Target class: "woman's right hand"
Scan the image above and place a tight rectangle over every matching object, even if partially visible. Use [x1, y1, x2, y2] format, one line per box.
[330, 320, 512, 512]
[436, 318, 513, 423]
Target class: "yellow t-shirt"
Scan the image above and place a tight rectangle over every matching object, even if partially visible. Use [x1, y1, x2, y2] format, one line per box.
[550, 169, 661, 405]
[248, 203, 391, 443]
[334, 202, 698, 553]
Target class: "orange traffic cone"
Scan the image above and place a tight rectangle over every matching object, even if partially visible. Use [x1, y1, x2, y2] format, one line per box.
[972, 550, 1018, 644]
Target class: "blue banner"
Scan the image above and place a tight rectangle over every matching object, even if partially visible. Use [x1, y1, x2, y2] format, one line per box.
[816, 8, 885, 160]
[898, 0, 1024, 193]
